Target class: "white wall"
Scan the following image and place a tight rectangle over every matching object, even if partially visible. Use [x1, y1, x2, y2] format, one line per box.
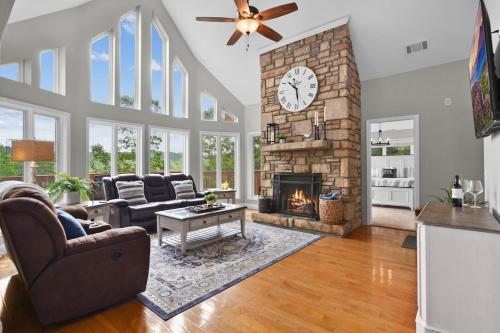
[0, 0, 247, 197]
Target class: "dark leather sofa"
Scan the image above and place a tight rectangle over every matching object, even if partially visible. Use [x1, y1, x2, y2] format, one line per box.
[103, 174, 210, 229]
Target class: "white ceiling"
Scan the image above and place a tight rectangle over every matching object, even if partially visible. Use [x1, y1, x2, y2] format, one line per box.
[7, 0, 500, 106]
[7, 0, 92, 23]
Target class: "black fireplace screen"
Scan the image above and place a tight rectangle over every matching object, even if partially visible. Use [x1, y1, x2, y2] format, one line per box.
[273, 173, 321, 219]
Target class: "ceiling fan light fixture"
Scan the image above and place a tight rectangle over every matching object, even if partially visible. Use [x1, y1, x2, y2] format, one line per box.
[237, 18, 259, 34]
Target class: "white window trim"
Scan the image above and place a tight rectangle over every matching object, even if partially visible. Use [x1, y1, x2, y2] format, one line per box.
[172, 57, 188, 119]
[151, 15, 169, 116]
[201, 92, 217, 122]
[148, 126, 190, 175]
[222, 109, 239, 123]
[86, 117, 144, 177]
[199, 131, 240, 199]
[247, 131, 260, 201]
[0, 96, 70, 182]
[118, 7, 141, 110]
[90, 30, 115, 105]
[39, 49, 59, 94]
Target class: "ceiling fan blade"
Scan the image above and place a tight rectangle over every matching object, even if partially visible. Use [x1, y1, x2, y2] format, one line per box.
[257, 23, 283, 42]
[227, 30, 243, 45]
[234, 0, 250, 16]
[196, 17, 238, 22]
[259, 3, 298, 21]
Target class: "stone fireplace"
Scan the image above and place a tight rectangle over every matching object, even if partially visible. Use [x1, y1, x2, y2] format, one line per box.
[251, 23, 362, 237]
[273, 173, 321, 219]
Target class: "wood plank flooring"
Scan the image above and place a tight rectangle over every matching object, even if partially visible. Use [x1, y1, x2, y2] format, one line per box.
[0, 223, 417, 333]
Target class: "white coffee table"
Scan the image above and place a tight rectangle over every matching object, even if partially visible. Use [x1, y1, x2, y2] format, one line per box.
[155, 204, 246, 255]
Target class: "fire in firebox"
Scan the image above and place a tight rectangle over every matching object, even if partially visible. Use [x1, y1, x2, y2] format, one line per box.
[287, 188, 315, 215]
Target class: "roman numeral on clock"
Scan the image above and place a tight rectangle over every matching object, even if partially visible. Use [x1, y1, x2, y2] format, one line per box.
[310, 83, 316, 88]
[286, 102, 291, 109]
[294, 68, 300, 75]
[287, 73, 292, 79]
[280, 96, 286, 103]
[279, 90, 285, 95]
[308, 93, 314, 97]
[308, 74, 314, 80]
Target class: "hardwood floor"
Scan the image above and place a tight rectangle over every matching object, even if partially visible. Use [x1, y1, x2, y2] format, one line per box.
[0, 225, 417, 333]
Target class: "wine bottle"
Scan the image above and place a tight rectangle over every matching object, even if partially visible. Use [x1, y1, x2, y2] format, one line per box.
[451, 175, 463, 207]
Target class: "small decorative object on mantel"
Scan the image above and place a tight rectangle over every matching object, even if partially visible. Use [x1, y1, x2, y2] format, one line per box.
[319, 191, 343, 225]
[303, 132, 314, 141]
[277, 134, 287, 144]
[313, 110, 321, 140]
[266, 123, 278, 144]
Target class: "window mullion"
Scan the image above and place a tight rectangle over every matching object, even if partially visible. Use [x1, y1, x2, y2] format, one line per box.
[216, 135, 222, 188]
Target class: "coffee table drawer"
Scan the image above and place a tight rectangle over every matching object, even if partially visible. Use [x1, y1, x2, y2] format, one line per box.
[190, 216, 218, 230]
[218, 210, 242, 223]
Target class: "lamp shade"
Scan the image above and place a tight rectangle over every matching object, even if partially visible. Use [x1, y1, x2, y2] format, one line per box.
[12, 140, 55, 162]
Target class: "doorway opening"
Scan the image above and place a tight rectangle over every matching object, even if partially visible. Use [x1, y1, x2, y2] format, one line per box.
[366, 115, 419, 231]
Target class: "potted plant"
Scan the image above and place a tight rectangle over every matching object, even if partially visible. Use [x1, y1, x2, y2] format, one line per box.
[47, 173, 92, 204]
[277, 134, 287, 144]
[204, 193, 218, 207]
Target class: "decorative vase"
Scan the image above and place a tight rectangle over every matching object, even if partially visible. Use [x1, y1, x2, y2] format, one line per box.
[279, 139, 286, 144]
[65, 191, 81, 205]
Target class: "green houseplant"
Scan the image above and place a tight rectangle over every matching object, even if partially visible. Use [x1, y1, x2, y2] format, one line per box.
[204, 193, 218, 207]
[47, 173, 92, 204]
[277, 133, 287, 144]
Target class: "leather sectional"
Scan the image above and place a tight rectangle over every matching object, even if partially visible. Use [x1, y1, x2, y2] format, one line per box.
[103, 174, 210, 229]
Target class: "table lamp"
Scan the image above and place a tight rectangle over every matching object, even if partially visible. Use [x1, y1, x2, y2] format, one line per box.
[12, 140, 55, 184]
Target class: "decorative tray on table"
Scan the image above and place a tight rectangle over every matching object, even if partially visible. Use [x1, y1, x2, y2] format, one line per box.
[187, 203, 225, 213]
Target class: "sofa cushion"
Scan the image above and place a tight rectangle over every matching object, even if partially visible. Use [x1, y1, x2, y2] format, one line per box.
[103, 174, 141, 200]
[56, 209, 87, 240]
[171, 180, 196, 199]
[116, 181, 148, 206]
[128, 202, 164, 222]
[143, 174, 172, 202]
[160, 200, 186, 210]
[183, 198, 206, 207]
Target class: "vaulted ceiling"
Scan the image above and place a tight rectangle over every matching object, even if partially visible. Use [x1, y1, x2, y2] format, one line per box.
[7, 0, 500, 106]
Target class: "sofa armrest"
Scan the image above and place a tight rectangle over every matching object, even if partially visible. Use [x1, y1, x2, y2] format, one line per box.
[107, 199, 130, 228]
[108, 198, 129, 207]
[65, 226, 147, 256]
[196, 190, 212, 198]
[60, 206, 89, 220]
[78, 220, 112, 234]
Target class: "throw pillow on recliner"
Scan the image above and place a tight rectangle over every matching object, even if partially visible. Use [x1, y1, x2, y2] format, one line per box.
[56, 209, 87, 240]
[171, 180, 196, 199]
[115, 180, 148, 206]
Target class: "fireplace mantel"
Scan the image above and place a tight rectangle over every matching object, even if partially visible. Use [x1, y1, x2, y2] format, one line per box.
[261, 140, 331, 152]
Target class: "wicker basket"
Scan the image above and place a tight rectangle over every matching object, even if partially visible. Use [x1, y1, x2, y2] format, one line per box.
[319, 198, 343, 225]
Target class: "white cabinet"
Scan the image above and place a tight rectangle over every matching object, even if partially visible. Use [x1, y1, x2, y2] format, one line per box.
[416, 203, 500, 333]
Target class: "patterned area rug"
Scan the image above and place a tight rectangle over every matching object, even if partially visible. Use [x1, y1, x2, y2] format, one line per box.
[137, 221, 322, 320]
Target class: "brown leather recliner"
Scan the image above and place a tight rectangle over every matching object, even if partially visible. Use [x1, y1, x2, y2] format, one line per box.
[0, 187, 151, 325]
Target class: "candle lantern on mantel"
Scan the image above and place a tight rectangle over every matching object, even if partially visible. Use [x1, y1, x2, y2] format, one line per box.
[266, 123, 278, 144]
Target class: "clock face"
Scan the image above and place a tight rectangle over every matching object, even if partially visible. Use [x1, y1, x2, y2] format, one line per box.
[277, 66, 318, 112]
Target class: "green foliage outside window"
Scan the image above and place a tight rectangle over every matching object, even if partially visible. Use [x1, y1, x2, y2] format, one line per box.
[386, 146, 411, 156]
[371, 148, 383, 156]
[0, 144, 23, 177]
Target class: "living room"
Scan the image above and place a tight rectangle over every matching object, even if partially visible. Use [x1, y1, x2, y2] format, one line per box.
[0, 0, 499, 332]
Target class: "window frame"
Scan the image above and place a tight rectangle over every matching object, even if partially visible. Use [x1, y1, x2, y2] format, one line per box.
[148, 126, 189, 175]
[86, 118, 144, 177]
[90, 30, 115, 105]
[39, 49, 59, 93]
[0, 96, 70, 183]
[246, 131, 261, 201]
[200, 92, 217, 121]
[118, 7, 141, 110]
[150, 16, 169, 115]
[199, 131, 240, 198]
[172, 57, 188, 119]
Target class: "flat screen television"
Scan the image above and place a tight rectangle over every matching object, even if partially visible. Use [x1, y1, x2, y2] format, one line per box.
[469, 0, 500, 138]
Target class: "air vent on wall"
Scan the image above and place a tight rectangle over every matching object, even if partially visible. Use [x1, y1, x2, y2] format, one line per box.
[406, 41, 428, 55]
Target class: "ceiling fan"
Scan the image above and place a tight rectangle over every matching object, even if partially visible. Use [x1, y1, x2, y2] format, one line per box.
[196, 0, 298, 46]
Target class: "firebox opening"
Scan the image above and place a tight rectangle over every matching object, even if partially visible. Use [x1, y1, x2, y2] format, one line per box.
[273, 173, 321, 219]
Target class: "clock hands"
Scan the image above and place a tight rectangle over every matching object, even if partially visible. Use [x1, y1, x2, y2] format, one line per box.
[288, 78, 303, 102]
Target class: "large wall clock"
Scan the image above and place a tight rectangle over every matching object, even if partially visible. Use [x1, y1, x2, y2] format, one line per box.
[277, 66, 318, 112]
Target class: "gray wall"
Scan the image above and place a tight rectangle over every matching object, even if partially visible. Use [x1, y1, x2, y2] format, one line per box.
[0, 0, 14, 41]
[362, 60, 484, 224]
[0, 0, 247, 198]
